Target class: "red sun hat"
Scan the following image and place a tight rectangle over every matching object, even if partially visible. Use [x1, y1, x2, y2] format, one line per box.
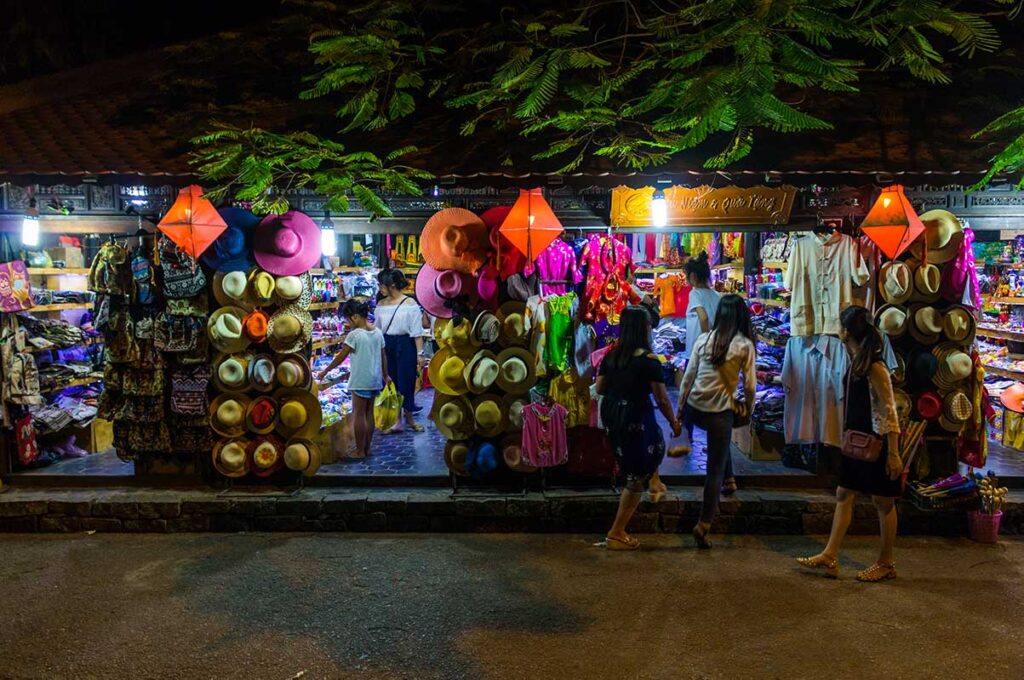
[915, 391, 942, 420]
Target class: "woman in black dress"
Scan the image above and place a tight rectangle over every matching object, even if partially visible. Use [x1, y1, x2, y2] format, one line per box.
[798, 306, 903, 581]
[597, 306, 682, 550]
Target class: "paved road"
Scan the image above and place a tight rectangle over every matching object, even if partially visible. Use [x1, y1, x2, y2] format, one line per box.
[1, 533, 1021, 679]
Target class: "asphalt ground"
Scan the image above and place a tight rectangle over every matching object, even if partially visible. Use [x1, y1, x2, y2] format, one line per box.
[0, 533, 1021, 679]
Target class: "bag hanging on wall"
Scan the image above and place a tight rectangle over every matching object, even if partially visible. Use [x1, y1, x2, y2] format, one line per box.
[0, 260, 35, 312]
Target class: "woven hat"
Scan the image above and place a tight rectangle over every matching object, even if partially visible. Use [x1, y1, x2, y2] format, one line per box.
[431, 393, 475, 440]
[248, 354, 276, 392]
[495, 346, 537, 394]
[275, 354, 311, 389]
[212, 271, 255, 311]
[999, 383, 1024, 414]
[501, 435, 537, 473]
[243, 309, 270, 344]
[201, 207, 259, 272]
[496, 301, 530, 347]
[273, 388, 322, 439]
[893, 388, 912, 424]
[246, 395, 278, 435]
[463, 350, 499, 394]
[444, 440, 471, 476]
[214, 353, 252, 392]
[275, 273, 312, 309]
[249, 434, 284, 477]
[414, 263, 479, 319]
[209, 393, 252, 438]
[253, 211, 321, 276]
[212, 438, 250, 478]
[434, 317, 476, 355]
[428, 347, 470, 396]
[501, 395, 529, 431]
[915, 391, 942, 420]
[908, 304, 942, 345]
[878, 261, 913, 305]
[875, 304, 908, 338]
[208, 306, 251, 354]
[942, 304, 976, 345]
[942, 389, 973, 425]
[472, 311, 500, 346]
[911, 210, 965, 264]
[267, 304, 313, 353]
[420, 208, 489, 274]
[911, 261, 942, 303]
[283, 438, 322, 477]
[471, 394, 504, 437]
[932, 343, 972, 391]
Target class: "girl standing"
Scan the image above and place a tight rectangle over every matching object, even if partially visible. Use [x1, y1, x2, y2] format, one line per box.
[678, 294, 756, 549]
[375, 269, 426, 432]
[316, 300, 389, 458]
[798, 305, 902, 581]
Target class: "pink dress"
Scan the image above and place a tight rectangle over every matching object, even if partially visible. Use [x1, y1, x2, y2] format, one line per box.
[525, 239, 582, 295]
[521, 402, 569, 467]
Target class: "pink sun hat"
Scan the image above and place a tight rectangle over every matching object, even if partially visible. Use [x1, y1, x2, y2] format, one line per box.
[415, 263, 479, 319]
[253, 211, 321, 276]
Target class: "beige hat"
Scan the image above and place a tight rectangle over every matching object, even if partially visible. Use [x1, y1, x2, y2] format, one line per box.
[943, 305, 976, 345]
[213, 271, 255, 310]
[212, 438, 251, 478]
[502, 395, 528, 431]
[909, 304, 942, 345]
[276, 354, 311, 389]
[875, 304, 908, 338]
[911, 210, 965, 264]
[215, 353, 252, 392]
[208, 306, 252, 354]
[932, 343, 972, 391]
[463, 350, 499, 394]
[496, 301, 530, 347]
[472, 311, 501, 346]
[267, 305, 313, 353]
[431, 393, 475, 440]
[471, 394, 504, 437]
[495, 346, 537, 393]
[275, 273, 311, 308]
[209, 393, 252, 438]
[428, 347, 470, 396]
[283, 438, 322, 477]
[879, 261, 913, 305]
[501, 436, 537, 473]
[911, 262, 942, 303]
[444, 440, 471, 476]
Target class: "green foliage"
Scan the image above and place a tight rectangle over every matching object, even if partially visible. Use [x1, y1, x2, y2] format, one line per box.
[971, 104, 1024, 190]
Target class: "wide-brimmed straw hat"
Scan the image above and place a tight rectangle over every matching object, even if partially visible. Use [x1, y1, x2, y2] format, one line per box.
[434, 317, 476, 355]
[911, 261, 942, 303]
[428, 347, 470, 396]
[939, 389, 973, 433]
[273, 388, 322, 439]
[878, 261, 912, 305]
[495, 346, 537, 394]
[910, 210, 965, 264]
[420, 208, 489, 274]
[470, 394, 504, 437]
[942, 304, 976, 345]
[472, 311, 501, 346]
[496, 301, 530, 347]
[208, 306, 252, 354]
[214, 353, 253, 392]
[212, 438, 251, 478]
[267, 304, 313, 353]
[275, 272, 312, 309]
[209, 393, 252, 438]
[908, 304, 942, 345]
[212, 271, 256, 311]
[444, 440, 471, 476]
[501, 435, 537, 473]
[431, 393, 475, 440]
[875, 304, 908, 338]
[276, 354, 312, 389]
[283, 438, 322, 477]
[932, 343, 973, 391]
[248, 354, 276, 393]
[463, 350, 500, 394]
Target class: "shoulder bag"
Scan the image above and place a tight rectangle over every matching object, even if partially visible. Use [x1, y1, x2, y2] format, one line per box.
[840, 370, 883, 462]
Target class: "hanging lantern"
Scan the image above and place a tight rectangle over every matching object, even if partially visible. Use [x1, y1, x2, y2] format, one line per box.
[498, 188, 564, 260]
[860, 185, 925, 260]
[157, 185, 228, 259]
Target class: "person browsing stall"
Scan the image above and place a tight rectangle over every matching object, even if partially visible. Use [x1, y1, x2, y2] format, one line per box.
[376, 269, 427, 433]
[316, 299, 390, 459]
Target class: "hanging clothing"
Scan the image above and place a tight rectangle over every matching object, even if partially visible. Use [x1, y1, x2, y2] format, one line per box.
[685, 287, 721, 359]
[579, 235, 637, 323]
[579, 234, 633, 283]
[630, 234, 646, 265]
[525, 295, 547, 376]
[525, 239, 582, 296]
[853, 235, 883, 312]
[781, 335, 848, 447]
[689, 233, 713, 258]
[653, 276, 678, 317]
[544, 294, 577, 372]
[549, 371, 592, 428]
[521, 401, 569, 467]
[783, 231, 870, 337]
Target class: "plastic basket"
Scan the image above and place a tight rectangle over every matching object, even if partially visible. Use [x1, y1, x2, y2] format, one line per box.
[967, 510, 1003, 544]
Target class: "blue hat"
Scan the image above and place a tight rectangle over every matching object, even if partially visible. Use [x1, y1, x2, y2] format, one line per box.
[201, 207, 260, 272]
[466, 441, 499, 479]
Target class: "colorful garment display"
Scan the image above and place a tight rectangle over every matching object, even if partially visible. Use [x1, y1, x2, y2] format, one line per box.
[521, 401, 569, 467]
[781, 334, 848, 447]
[524, 239, 581, 296]
[544, 294, 577, 372]
[784, 231, 870, 337]
[548, 371, 591, 428]
[652, 274, 690, 318]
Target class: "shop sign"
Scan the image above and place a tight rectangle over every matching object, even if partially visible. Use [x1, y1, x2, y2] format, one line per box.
[610, 185, 797, 227]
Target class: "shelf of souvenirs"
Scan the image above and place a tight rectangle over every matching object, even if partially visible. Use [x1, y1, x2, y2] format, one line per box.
[312, 335, 348, 352]
[40, 375, 103, 394]
[27, 268, 91, 276]
[712, 261, 743, 271]
[309, 264, 422, 276]
[29, 302, 93, 312]
[761, 261, 788, 269]
[748, 297, 789, 309]
[23, 337, 105, 354]
[976, 325, 1024, 343]
[982, 363, 1024, 382]
[308, 301, 343, 312]
[981, 295, 1024, 305]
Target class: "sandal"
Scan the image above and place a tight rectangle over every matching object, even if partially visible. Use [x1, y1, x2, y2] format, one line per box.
[692, 523, 712, 550]
[406, 422, 425, 433]
[722, 478, 738, 496]
[856, 561, 897, 582]
[649, 483, 669, 504]
[796, 554, 839, 579]
[606, 535, 640, 551]
[384, 425, 405, 435]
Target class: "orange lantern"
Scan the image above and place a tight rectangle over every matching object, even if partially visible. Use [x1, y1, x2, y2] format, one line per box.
[860, 185, 925, 260]
[498, 188, 564, 260]
[157, 185, 228, 259]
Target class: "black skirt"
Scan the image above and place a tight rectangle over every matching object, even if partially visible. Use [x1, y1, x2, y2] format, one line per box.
[838, 443, 901, 497]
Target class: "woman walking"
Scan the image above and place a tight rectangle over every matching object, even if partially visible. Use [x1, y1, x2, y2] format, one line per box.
[375, 269, 426, 432]
[597, 305, 682, 550]
[677, 294, 756, 549]
[798, 306, 902, 581]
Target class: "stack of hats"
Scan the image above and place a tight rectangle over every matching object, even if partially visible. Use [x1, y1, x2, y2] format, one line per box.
[206, 210, 325, 480]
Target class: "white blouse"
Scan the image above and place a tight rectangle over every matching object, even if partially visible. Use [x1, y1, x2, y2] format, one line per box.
[375, 299, 425, 337]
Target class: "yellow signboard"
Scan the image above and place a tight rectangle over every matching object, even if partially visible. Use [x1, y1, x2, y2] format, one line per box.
[610, 185, 797, 227]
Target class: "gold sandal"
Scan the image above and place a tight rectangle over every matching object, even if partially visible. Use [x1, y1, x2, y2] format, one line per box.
[797, 554, 839, 579]
[606, 535, 640, 551]
[856, 562, 897, 582]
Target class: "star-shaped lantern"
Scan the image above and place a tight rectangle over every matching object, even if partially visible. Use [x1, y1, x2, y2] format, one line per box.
[860, 185, 925, 260]
[498, 188, 564, 260]
[157, 185, 228, 259]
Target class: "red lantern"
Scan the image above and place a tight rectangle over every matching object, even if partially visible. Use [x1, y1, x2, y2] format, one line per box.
[157, 185, 228, 259]
[860, 185, 925, 260]
[498, 188, 564, 260]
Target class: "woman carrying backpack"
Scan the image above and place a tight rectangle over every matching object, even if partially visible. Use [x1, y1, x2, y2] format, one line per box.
[597, 305, 682, 551]
[678, 294, 756, 549]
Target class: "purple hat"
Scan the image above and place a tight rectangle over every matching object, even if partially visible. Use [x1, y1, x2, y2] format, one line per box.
[253, 211, 321, 276]
[201, 207, 260, 272]
[415, 263, 479, 319]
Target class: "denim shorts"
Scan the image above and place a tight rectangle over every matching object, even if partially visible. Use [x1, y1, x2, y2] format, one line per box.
[352, 389, 380, 399]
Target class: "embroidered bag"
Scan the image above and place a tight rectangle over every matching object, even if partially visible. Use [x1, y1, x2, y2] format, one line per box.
[159, 236, 206, 299]
[0, 261, 35, 312]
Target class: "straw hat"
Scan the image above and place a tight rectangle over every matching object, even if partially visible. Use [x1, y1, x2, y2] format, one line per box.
[248, 269, 277, 306]
[878, 261, 913, 305]
[275, 354, 312, 389]
[911, 261, 942, 303]
[932, 343, 972, 391]
[893, 388, 912, 425]
[209, 393, 252, 438]
[249, 434, 284, 477]
[283, 438, 322, 477]
[471, 394, 504, 437]
[908, 304, 942, 345]
[267, 304, 313, 353]
[915, 391, 942, 420]
[208, 306, 252, 354]
[444, 440, 471, 476]
[242, 309, 270, 344]
[212, 438, 251, 478]
[875, 304, 908, 338]
[275, 272, 312, 309]
[246, 395, 279, 435]
[248, 354, 276, 393]
[420, 208, 489, 273]
[939, 389, 973, 433]
[472, 311, 501, 346]
[463, 350, 500, 394]
[414, 264, 479, 319]
[428, 347, 470, 396]
[999, 383, 1024, 414]
[434, 317, 476, 355]
[496, 301, 530, 347]
[212, 271, 256, 311]
[431, 393, 475, 440]
[495, 346, 537, 394]
[501, 435, 537, 473]
[911, 210, 965, 264]
[501, 394, 529, 431]
[214, 353, 252, 392]
[273, 388, 322, 439]
[942, 304, 976, 345]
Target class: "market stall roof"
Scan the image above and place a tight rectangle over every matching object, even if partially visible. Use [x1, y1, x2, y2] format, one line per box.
[0, 21, 1018, 187]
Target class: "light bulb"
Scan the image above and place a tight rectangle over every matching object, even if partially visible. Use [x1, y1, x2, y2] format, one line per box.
[882, 197, 892, 209]
[320, 227, 337, 257]
[22, 216, 40, 247]
[651, 190, 668, 228]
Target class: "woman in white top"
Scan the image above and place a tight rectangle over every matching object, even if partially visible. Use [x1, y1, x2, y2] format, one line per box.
[375, 269, 426, 432]
[684, 252, 721, 360]
[678, 294, 757, 549]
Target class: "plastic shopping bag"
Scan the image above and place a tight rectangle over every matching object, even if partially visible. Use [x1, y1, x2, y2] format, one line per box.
[373, 383, 401, 431]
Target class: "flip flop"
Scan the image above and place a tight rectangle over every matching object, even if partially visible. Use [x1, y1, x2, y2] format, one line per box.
[605, 535, 640, 551]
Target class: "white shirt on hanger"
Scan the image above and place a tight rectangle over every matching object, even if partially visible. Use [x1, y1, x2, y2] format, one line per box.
[784, 232, 870, 337]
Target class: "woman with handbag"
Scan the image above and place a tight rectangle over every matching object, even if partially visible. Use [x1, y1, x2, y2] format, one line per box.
[597, 306, 682, 551]
[375, 269, 427, 433]
[797, 305, 902, 581]
[677, 294, 756, 549]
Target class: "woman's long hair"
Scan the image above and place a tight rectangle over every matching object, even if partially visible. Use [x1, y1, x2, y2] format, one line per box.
[707, 294, 755, 367]
[684, 252, 711, 286]
[841, 305, 883, 378]
[606, 305, 652, 370]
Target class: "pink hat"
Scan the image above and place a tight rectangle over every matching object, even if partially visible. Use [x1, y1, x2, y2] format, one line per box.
[415, 263, 478, 319]
[253, 211, 321, 276]
[476, 263, 500, 311]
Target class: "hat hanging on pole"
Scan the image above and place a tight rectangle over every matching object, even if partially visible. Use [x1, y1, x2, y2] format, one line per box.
[859, 185, 925, 260]
[157, 185, 228, 259]
[498, 188, 564, 261]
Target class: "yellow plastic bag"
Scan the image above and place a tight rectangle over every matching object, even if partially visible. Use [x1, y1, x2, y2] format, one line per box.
[373, 383, 401, 431]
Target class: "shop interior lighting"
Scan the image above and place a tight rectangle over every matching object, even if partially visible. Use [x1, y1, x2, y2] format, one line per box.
[320, 211, 337, 257]
[651, 188, 668, 228]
